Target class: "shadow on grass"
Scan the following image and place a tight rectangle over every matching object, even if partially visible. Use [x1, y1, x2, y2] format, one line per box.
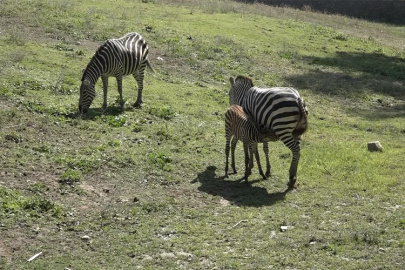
[238, 0, 405, 25]
[80, 105, 138, 119]
[304, 52, 405, 82]
[285, 52, 405, 120]
[191, 165, 290, 207]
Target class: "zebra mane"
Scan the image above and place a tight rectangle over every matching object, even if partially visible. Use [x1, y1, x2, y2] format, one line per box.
[235, 75, 254, 88]
[81, 42, 107, 82]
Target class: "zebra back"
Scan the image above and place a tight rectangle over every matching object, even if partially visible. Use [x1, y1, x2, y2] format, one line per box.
[82, 32, 151, 84]
[242, 86, 303, 133]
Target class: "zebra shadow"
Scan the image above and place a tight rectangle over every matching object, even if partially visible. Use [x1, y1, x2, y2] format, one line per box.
[82, 106, 133, 118]
[190, 165, 290, 207]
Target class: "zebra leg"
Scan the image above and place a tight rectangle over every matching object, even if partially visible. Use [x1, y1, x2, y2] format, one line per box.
[248, 143, 254, 171]
[133, 68, 145, 107]
[243, 141, 251, 183]
[284, 137, 301, 188]
[252, 143, 266, 180]
[225, 137, 231, 178]
[263, 142, 271, 177]
[230, 137, 238, 174]
[101, 76, 109, 114]
[116, 75, 125, 110]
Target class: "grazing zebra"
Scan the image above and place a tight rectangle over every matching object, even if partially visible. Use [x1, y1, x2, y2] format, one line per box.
[225, 104, 277, 183]
[229, 75, 308, 188]
[79, 32, 154, 114]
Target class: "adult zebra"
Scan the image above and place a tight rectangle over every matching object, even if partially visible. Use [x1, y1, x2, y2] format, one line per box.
[79, 32, 154, 114]
[229, 75, 308, 188]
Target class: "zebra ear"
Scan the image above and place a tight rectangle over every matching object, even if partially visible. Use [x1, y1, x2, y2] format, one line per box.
[229, 77, 235, 86]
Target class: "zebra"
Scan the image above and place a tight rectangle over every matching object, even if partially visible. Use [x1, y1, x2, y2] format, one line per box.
[229, 75, 308, 188]
[79, 32, 154, 114]
[225, 104, 278, 183]
[229, 81, 274, 179]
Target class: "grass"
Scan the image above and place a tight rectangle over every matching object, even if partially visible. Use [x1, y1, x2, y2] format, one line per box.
[0, 0, 404, 268]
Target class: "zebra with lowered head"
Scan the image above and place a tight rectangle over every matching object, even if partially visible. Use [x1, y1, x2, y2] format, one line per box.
[79, 32, 154, 114]
[225, 104, 278, 183]
[229, 75, 308, 188]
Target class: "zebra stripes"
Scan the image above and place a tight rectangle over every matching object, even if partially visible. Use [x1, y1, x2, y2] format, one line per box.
[79, 32, 154, 114]
[229, 75, 308, 188]
[225, 104, 278, 183]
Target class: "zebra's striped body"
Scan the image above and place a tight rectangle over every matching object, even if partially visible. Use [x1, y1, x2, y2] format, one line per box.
[229, 75, 308, 188]
[79, 32, 154, 114]
[225, 104, 278, 183]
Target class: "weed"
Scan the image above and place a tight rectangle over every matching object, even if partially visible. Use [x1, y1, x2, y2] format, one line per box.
[157, 129, 170, 139]
[59, 168, 82, 184]
[149, 106, 176, 120]
[0, 85, 10, 96]
[32, 143, 50, 153]
[4, 132, 22, 143]
[148, 152, 173, 171]
[108, 140, 121, 147]
[0, 186, 63, 218]
[28, 183, 49, 193]
[334, 33, 349, 41]
[24, 101, 48, 113]
[108, 115, 127, 127]
[132, 124, 142, 133]
[5, 34, 26, 46]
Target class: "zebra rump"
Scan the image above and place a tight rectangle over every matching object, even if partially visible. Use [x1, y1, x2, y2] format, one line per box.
[79, 32, 154, 114]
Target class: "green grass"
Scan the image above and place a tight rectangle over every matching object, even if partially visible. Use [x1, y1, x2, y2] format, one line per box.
[0, 0, 404, 269]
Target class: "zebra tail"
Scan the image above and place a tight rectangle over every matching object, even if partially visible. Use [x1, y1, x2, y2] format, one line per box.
[293, 97, 308, 136]
[146, 59, 156, 73]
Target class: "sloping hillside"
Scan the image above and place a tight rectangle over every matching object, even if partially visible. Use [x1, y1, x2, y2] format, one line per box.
[0, 0, 404, 268]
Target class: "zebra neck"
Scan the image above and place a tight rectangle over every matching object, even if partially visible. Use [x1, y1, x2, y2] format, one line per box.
[82, 64, 101, 85]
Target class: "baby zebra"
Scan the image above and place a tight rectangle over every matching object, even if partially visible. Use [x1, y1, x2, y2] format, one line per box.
[225, 104, 277, 183]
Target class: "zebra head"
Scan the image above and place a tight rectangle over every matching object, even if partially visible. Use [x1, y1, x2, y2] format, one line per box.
[79, 79, 95, 115]
[229, 75, 254, 106]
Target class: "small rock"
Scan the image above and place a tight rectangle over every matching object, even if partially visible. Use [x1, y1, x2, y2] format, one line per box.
[367, 141, 383, 152]
[160, 252, 175, 258]
[81, 235, 90, 241]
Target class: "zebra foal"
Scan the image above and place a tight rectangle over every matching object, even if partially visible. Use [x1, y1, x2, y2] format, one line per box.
[229, 75, 308, 188]
[79, 32, 154, 114]
[225, 104, 277, 183]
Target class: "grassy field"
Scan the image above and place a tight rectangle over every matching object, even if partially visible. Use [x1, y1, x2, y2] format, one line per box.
[0, 0, 404, 268]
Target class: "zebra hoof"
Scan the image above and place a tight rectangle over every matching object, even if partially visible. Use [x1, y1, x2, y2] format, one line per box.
[287, 177, 297, 189]
[133, 102, 143, 108]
